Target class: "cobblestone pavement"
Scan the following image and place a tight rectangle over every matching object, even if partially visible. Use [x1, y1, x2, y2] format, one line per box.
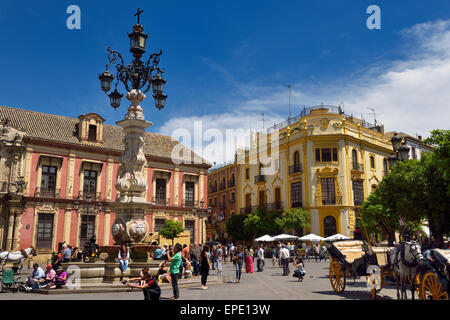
[0, 258, 401, 300]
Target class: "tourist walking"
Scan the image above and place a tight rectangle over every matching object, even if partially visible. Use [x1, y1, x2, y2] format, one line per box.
[216, 244, 224, 276]
[272, 247, 277, 267]
[245, 246, 254, 273]
[200, 245, 210, 289]
[257, 245, 265, 272]
[118, 244, 130, 273]
[211, 244, 217, 270]
[280, 244, 290, 276]
[168, 243, 182, 300]
[234, 246, 245, 283]
[315, 243, 320, 262]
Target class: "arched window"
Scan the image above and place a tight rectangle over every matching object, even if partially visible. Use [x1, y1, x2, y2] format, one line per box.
[370, 156, 375, 169]
[293, 151, 300, 167]
[383, 159, 388, 176]
[324, 216, 337, 238]
[352, 149, 358, 170]
[371, 184, 377, 193]
[230, 174, 235, 187]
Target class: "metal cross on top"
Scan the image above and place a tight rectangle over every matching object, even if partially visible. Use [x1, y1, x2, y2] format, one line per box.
[134, 8, 144, 24]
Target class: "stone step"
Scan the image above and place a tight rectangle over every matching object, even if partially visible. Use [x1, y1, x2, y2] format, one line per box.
[22, 276, 223, 295]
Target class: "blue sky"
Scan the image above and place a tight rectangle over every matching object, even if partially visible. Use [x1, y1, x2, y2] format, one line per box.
[1, 1, 450, 163]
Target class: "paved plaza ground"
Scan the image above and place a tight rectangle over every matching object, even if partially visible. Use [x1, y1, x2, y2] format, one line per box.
[0, 258, 401, 300]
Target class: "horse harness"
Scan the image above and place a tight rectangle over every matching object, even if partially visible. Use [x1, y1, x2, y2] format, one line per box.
[395, 242, 421, 269]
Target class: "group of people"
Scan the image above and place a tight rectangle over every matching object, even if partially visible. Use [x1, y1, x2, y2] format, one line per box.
[53, 236, 101, 270]
[23, 263, 67, 292]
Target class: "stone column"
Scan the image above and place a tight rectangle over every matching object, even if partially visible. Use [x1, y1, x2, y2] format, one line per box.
[5, 210, 15, 251]
[111, 89, 152, 245]
[63, 208, 72, 243]
[12, 211, 21, 251]
[103, 210, 111, 246]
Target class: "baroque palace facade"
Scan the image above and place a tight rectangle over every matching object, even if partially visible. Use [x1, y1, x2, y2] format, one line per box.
[208, 105, 394, 240]
[0, 106, 210, 264]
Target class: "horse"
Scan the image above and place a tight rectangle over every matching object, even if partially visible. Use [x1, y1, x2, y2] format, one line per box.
[389, 241, 423, 300]
[0, 247, 37, 274]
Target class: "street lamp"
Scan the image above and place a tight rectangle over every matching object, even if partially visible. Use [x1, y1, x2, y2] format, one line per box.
[99, 8, 167, 111]
[388, 132, 410, 169]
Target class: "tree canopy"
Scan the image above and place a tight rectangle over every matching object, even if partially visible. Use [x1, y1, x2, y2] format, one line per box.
[361, 129, 450, 247]
[159, 220, 184, 246]
[275, 208, 310, 234]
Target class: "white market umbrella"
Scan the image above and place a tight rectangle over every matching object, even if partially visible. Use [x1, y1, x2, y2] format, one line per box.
[324, 233, 351, 241]
[273, 234, 300, 241]
[298, 233, 325, 242]
[255, 235, 275, 242]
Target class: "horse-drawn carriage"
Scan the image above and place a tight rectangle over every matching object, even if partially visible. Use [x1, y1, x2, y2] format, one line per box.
[327, 240, 393, 299]
[418, 248, 450, 300]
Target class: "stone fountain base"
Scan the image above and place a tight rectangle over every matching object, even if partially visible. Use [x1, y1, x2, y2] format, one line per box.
[59, 244, 160, 287]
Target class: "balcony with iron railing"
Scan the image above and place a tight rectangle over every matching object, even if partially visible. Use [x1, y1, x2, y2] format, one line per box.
[182, 199, 199, 208]
[228, 180, 235, 188]
[351, 163, 364, 172]
[77, 191, 103, 201]
[266, 201, 284, 211]
[152, 196, 171, 206]
[219, 182, 226, 190]
[316, 195, 343, 206]
[34, 187, 60, 198]
[289, 164, 303, 174]
[209, 186, 218, 193]
[254, 175, 265, 183]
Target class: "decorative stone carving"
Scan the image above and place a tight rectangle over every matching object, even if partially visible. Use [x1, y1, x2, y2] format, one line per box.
[126, 218, 149, 243]
[115, 90, 152, 203]
[319, 118, 330, 130]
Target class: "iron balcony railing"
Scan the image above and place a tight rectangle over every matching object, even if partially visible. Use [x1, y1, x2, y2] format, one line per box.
[210, 187, 218, 193]
[289, 164, 303, 174]
[35, 187, 60, 198]
[219, 182, 226, 190]
[254, 175, 265, 183]
[182, 200, 198, 208]
[77, 191, 103, 201]
[351, 163, 364, 172]
[152, 197, 170, 206]
[266, 201, 284, 211]
[228, 180, 235, 188]
[317, 195, 343, 206]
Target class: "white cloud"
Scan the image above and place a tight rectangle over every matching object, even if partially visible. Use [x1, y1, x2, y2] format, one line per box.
[158, 19, 450, 164]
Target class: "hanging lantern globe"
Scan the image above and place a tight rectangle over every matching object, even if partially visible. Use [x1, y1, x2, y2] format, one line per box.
[98, 67, 114, 93]
[151, 73, 166, 95]
[108, 89, 123, 109]
[153, 93, 168, 110]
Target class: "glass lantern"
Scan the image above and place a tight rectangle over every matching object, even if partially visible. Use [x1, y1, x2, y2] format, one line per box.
[98, 67, 114, 93]
[109, 89, 123, 109]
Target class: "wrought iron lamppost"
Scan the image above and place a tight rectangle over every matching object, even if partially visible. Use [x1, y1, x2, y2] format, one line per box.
[98, 8, 168, 111]
[387, 132, 410, 169]
[97, 8, 168, 250]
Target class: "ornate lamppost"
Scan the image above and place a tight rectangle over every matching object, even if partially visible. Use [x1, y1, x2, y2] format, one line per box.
[387, 132, 410, 169]
[98, 9, 168, 249]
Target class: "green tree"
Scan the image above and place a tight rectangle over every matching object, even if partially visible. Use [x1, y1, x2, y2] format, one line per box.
[419, 151, 450, 247]
[275, 208, 310, 235]
[242, 207, 282, 240]
[360, 190, 397, 245]
[159, 220, 184, 246]
[226, 214, 250, 241]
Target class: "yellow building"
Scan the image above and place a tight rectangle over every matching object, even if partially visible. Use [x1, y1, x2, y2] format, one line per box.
[235, 105, 393, 238]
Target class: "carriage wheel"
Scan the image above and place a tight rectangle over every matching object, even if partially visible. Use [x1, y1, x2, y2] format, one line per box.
[421, 272, 449, 300]
[329, 260, 346, 293]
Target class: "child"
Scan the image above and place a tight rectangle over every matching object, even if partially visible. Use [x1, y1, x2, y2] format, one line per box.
[293, 257, 306, 282]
